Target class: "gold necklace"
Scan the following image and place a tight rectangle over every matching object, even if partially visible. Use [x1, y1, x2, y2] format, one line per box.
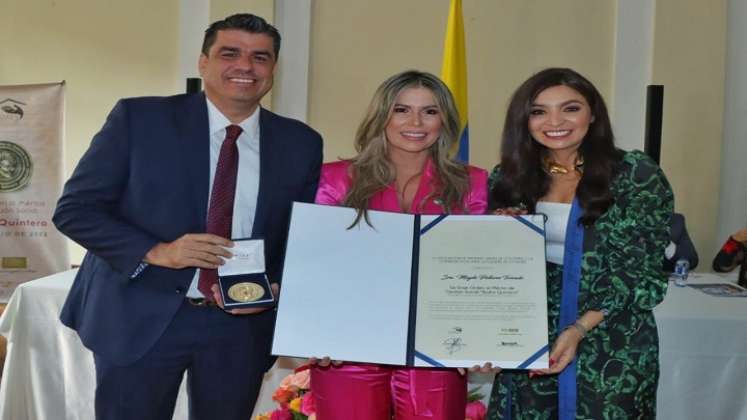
[542, 155, 584, 175]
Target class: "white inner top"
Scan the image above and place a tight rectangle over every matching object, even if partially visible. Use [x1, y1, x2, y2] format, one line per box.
[536, 201, 572, 265]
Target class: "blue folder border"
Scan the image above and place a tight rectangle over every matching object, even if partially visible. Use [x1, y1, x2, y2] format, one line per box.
[419, 214, 448, 235]
[413, 344, 549, 369]
[512, 215, 545, 236]
[405, 215, 421, 366]
[406, 215, 548, 368]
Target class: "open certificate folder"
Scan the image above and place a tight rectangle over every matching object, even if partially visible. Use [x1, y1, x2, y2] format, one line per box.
[272, 202, 549, 369]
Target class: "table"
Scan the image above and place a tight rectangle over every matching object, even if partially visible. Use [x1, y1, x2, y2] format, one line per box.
[0, 269, 296, 420]
[1, 270, 745, 419]
[654, 272, 747, 420]
[468, 272, 747, 420]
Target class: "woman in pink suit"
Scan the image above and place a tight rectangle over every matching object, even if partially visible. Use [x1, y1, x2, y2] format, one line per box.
[311, 70, 488, 419]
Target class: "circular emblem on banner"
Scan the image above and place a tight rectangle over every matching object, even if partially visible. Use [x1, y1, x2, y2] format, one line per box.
[0, 141, 33, 192]
[227, 282, 265, 303]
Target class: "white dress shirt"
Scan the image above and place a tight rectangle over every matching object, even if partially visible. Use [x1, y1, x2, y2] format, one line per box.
[186, 98, 261, 298]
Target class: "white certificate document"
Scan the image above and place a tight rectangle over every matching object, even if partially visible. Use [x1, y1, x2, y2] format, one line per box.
[413, 215, 549, 369]
[272, 203, 549, 368]
[273, 203, 414, 365]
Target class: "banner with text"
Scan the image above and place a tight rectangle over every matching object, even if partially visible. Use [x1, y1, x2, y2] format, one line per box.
[0, 82, 68, 301]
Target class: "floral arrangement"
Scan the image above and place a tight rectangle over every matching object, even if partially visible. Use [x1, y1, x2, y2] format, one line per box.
[256, 366, 315, 420]
[256, 367, 487, 420]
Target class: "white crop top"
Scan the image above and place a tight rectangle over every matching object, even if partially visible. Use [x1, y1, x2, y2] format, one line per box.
[536, 201, 572, 265]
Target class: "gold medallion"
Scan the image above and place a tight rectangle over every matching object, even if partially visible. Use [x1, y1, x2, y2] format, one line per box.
[227, 282, 265, 303]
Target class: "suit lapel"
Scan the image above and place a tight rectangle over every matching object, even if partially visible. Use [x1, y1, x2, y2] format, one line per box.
[252, 108, 276, 236]
[177, 93, 210, 231]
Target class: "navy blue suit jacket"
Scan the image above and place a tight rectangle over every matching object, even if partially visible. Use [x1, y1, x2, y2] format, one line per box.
[54, 93, 322, 366]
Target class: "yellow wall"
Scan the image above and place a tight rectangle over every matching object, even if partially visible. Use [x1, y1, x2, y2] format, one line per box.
[308, 0, 615, 172]
[1, 0, 729, 267]
[1, 0, 180, 171]
[652, 0, 727, 259]
[309, 0, 727, 264]
[0, 0, 180, 264]
[210, 0, 273, 22]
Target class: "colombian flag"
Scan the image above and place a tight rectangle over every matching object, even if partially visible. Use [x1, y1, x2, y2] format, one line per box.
[441, 0, 469, 162]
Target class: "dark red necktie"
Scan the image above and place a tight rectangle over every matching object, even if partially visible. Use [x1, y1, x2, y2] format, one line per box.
[198, 124, 243, 298]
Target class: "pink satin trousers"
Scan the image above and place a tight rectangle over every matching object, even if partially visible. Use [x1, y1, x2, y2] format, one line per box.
[310, 363, 466, 420]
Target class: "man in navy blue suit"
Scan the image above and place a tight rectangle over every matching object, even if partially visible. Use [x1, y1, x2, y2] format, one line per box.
[53, 14, 322, 420]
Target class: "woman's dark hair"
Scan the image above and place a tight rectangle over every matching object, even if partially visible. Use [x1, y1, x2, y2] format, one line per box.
[490, 67, 623, 226]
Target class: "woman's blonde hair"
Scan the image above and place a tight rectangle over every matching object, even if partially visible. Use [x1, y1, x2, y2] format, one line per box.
[344, 70, 470, 225]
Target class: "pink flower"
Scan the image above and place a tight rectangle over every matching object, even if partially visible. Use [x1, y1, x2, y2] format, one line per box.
[301, 391, 316, 415]
[465, 400, 487, 420]
[290, 370, 311, 389]
[279, 370, 310, 391]
[279, 374, 294, 390]
[270, 408, 292, 420]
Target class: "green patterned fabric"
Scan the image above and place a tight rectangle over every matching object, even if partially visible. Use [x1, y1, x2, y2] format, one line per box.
[487, 151, 674, 420]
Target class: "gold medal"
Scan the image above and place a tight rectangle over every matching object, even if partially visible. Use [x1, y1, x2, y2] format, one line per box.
[227, 282, 265, 303]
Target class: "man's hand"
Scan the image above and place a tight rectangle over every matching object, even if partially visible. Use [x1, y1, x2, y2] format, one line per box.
[144, 234, 233, 269]
[211, 283, 280, 315]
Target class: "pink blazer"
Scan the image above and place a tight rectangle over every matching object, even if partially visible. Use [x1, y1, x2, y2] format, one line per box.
[314, 159, 488, 215]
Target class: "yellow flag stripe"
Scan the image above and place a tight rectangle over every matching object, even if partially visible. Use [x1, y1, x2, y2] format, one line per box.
[440, 0, 468, 133]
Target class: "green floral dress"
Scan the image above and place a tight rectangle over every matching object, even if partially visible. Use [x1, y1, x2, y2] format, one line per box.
[487, 151, 674, 420]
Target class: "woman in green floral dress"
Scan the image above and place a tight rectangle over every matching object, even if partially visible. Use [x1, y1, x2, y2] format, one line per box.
[487, 68, 673, 420]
